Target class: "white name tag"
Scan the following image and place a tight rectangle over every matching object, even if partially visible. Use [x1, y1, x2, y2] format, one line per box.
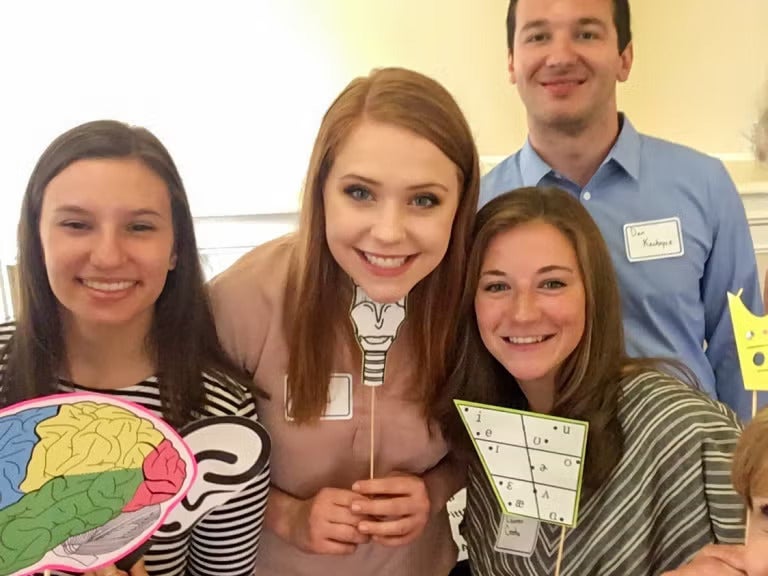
[494, 514, 539, 557]
[623, 217, 684, 262]
[284, 373, 353, 421]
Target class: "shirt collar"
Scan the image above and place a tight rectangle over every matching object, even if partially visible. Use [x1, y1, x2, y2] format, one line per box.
[520, 113, 641, 185]
[606, 114, 640, 180]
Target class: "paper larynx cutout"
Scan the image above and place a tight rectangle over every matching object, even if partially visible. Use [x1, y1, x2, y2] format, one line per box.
[349, 285, 407, 387]
[728, 291, 768, 391]
[0, 393, 196, 576]
[115, 415, 270, 571]
[455, 400, 588, 527]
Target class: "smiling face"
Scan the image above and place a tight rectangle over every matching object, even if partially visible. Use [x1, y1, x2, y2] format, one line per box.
[322, 119, 460, 304]
[509, 0, 632, 133]
[474, 220, 586, 409]
[38, 157, 176, 335]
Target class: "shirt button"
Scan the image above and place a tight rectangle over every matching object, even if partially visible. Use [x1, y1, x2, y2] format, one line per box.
[583, 191, 592, 201]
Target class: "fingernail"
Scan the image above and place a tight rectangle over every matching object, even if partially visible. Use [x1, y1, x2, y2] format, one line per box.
[352, 482, 360, 491]
[359, 523, 369, 533]
[351, 503, 361, 512]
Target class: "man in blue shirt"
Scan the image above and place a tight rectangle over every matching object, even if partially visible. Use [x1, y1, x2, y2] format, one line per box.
[482, 0, 765, 421]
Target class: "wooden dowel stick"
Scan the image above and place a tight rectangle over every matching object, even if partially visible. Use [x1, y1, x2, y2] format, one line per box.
[554, 526, 567, 576]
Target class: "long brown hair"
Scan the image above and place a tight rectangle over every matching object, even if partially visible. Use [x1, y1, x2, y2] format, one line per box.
[285, 67, 480, 423]
[444, 187, 681, 492]
[0, 120, 254, 428]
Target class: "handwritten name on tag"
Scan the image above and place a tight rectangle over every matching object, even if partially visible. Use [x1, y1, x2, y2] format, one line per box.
[494, 514, 539, 557]
[623, 217, 684, 262]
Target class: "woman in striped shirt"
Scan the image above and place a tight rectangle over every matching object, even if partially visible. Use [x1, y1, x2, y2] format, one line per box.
[0, 120, 269, 576]
[441, 186, 744, 576]
[665, 407, 768, 576]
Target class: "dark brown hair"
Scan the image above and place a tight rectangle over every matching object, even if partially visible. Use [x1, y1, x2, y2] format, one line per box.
[284, 67, 480, 423]
[506, 0, 632, 54]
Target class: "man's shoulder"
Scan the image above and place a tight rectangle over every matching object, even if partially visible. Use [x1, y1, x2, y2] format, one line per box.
[636, 132, 726, 172]
[480, 152, 524, 205]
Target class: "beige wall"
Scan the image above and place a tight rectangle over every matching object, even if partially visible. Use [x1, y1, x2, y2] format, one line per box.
[2, 0, 766, 254]
[624, 0, 768, 157]
[311, 0, 768, 162]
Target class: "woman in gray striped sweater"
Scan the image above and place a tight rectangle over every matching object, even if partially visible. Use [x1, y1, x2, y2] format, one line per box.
[442, 186, 745, 576]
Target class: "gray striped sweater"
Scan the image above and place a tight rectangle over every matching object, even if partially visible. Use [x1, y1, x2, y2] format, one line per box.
[463, 371, 745, 576]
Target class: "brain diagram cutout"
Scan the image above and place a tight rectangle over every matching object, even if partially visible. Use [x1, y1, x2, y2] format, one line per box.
[114, 415, 271, 572]
[0, 393, 196, 576]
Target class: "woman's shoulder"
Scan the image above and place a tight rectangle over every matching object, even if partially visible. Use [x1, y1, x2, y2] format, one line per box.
[0, 322, 15, 376]
[207, 236, 296, 369]
[0, 321, 15, 347]
[209, 234, 296, 299]
[200, 370, 257, 417]
[619, 370, 741, 433]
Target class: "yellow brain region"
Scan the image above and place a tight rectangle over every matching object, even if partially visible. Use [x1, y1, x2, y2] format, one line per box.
[20, 402, 163, 492]
[728, 291, 768, 392]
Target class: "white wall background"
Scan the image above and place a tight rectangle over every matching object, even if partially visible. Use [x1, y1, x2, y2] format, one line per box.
[1, 0, 767, 262]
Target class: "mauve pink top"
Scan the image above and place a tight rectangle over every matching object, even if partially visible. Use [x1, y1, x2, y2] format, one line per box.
[209, 235, 457, 576]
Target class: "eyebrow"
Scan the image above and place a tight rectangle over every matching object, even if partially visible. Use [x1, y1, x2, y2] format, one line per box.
[518, 19, 549, 33]
[539, 265, 575, 274]
[480, 269, 508, 279]
[519, 17, 608, 32]
[480, 265, 575, 277]
[340, 173, 450, 193]
[576, 17, 608, 29]
[53, 205, 166, 218]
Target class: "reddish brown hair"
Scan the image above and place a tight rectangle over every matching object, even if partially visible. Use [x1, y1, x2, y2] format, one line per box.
[285, 67, 480, 423]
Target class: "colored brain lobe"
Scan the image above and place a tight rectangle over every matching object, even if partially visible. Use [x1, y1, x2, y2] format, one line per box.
[0, 393, 195, 576]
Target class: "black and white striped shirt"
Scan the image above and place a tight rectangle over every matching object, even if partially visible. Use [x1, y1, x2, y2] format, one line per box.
[463, 371, 745, 576]
[0, 322, 269, 576]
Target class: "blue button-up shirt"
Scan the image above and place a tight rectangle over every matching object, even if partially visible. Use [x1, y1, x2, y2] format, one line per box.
[480, 116, 765, 421]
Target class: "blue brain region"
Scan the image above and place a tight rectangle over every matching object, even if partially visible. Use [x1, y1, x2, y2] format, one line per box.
[0, 400, 189, 576]
[0, 406, 58, 507]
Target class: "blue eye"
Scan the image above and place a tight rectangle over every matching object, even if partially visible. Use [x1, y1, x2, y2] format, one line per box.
[541, 280, 566, 289]
[343, 185, 373, 201]
[412, 194, 439, 208]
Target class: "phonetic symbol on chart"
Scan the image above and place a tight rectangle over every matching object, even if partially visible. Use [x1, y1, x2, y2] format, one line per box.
[455, 400, 588, 527]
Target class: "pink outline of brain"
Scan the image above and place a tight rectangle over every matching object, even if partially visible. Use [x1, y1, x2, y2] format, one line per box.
[0, 399, 189, 576]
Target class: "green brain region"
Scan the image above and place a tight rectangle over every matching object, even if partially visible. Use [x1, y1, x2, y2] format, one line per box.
[0, 397, 189, 575]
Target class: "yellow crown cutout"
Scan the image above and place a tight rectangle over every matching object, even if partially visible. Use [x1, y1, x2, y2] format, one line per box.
[728, 290, 768, 391]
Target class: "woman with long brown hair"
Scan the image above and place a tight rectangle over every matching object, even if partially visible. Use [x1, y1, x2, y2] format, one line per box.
[209, 67, 479, 575]
[0, 120, 269, 576]
[444, 187, 744, 575]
